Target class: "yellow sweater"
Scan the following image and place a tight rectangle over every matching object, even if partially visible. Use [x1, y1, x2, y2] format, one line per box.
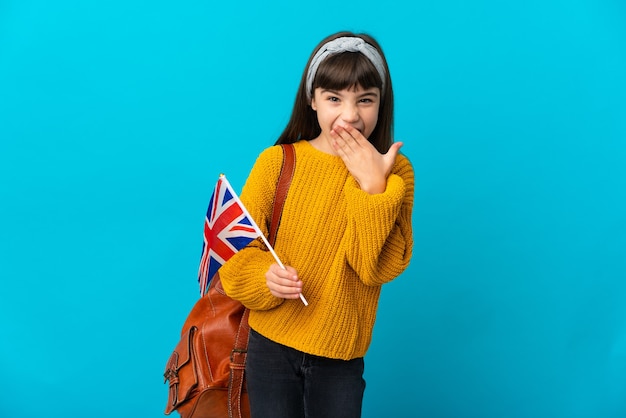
[220, 140, 414, 360]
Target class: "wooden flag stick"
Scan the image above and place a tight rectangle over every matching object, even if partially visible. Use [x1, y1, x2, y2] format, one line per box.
[221, 175, 309, 306]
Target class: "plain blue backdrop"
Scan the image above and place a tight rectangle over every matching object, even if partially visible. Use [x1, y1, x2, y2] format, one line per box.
[1, 1, 625, 417]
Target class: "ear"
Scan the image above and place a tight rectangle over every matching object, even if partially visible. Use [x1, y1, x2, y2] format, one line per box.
[310, 97, 317, 111]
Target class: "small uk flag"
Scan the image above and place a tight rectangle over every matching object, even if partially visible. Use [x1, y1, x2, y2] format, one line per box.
[197, 175, 261, 296]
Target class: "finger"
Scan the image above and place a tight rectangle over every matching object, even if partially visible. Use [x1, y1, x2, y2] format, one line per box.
[271, 285, 302, 298]
[266, 276, 302, 293]
[385, 142, 403, 169]
[330, 132, 351, 158]
[271, 274, 301, 288]
[266, 265, 302, 298]
[270, 263, 298, 278]
[379, 142, 403, 177]
[341, 124, 366, 146]
[386, 142, 403, 160]
[267, 278, 303, 299]
[335, 125, 361, 144]
[331, 127, 359, 158]
[274, 291, 303, 300]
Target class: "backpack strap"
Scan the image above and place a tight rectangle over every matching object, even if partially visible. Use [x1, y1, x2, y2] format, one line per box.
[269, 143, 296, 246]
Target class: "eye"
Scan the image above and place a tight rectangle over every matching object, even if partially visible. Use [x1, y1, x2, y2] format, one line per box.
[328, 96, 340, 102]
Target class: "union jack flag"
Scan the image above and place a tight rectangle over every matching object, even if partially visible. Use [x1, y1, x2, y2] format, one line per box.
[198, 175, 261, 296]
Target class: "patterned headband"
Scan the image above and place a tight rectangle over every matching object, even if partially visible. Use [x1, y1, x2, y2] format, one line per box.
[305, 36, 386, 100]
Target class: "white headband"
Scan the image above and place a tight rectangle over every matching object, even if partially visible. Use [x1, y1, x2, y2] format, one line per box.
[305, 36, 386, 100]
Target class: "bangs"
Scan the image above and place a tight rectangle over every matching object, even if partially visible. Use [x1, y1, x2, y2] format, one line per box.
[313, 52, 383, 93]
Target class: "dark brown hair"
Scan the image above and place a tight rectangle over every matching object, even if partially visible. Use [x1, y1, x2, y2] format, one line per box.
[275, 31, 394, 153]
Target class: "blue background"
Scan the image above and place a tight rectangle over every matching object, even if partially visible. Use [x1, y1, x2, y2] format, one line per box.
[1, 1, 625, 417]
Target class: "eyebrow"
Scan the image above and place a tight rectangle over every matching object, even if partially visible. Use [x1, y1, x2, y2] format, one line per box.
[320, 88, 379, 98]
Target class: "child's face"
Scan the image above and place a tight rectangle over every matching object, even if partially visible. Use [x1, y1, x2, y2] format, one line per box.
[311, 85, 380, 141]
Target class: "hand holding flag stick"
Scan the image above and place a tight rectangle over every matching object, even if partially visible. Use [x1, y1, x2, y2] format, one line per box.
[198, 174, 308, 306]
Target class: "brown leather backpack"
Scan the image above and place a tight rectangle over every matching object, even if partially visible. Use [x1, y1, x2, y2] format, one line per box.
[163, 143, 295, 418]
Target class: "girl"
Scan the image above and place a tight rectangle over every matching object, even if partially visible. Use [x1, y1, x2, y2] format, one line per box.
[220, 31, 414, 418]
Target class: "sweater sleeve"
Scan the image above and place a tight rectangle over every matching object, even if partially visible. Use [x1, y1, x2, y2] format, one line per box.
[218, 145, 286, 310]
[343, 154, 414, 286]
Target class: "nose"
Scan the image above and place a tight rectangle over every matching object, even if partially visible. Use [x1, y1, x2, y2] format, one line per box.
[341, 103, 360, 124]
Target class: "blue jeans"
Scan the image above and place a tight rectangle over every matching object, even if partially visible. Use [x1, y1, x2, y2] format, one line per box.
[245, 328, 366, 418]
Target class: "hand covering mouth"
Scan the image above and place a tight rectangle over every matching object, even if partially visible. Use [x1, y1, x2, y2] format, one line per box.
[335, 124, 363, 134]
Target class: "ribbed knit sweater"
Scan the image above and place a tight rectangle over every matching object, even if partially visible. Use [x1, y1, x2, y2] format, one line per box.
[220, 140, 414, 360]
